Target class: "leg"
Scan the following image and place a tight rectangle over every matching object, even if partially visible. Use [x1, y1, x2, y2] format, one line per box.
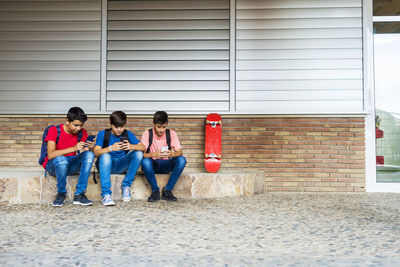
[68, 151, 95, 195]
[47, 156, 70, 194]
[115, 151, 143, 187]
[154, 156, 187, 191]
[98, 153, 113, 197]
[141, 158, 159, 192]
[166, 156, 186, 190]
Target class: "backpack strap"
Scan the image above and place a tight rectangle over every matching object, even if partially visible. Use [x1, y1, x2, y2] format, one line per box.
[102, 128, 112, 148]
[145, 128, 171, 153]
[166, 129, 171, 150]
[55, 125, 61, 144]
[146, 129, 153, 153]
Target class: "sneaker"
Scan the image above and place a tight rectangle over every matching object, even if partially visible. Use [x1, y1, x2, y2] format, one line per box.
[161, 187, 177, 202]
[147, 190, 160, 202]
[73, 192, 93, 206]
[52, 193, 66, 207]
[102, 194, 115, 206]
[121, 185, 131, 202]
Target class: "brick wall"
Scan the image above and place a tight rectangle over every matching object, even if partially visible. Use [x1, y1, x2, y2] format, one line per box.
[0, 115, 365, 192]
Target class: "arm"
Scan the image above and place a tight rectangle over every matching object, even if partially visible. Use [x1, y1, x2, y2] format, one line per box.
[94, 142, 124, 158]
[47, 140, 84, 160]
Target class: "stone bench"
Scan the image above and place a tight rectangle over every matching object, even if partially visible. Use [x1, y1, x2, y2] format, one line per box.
[0, 169, 265, 205]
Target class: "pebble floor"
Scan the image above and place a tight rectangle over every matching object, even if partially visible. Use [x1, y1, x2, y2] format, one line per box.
[1, 193, 400, 266]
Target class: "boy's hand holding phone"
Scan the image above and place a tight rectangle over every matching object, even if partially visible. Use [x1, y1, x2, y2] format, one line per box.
[119, 136, 130, 151]
[84, 135, 96, 150]
[160, 146, 170, 158]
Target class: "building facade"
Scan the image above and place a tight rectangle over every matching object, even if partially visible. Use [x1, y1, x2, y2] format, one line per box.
[0, 0, 397, 192]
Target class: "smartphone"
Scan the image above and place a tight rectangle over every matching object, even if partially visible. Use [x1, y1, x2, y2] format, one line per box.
[86, 135, 96, 142]
[161, 146, 169, 152]
[84, 135, 95, 147]
[120, 136, 129, 143]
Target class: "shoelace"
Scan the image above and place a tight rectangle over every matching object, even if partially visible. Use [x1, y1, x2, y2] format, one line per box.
[104, 194, 112, 202]
[123, 188, 130, 198]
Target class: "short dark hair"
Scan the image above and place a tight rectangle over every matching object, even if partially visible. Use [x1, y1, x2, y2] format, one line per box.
[67, 107, 87, 123]
[110, 111, 127, 127]
[153, 111, 168, 125]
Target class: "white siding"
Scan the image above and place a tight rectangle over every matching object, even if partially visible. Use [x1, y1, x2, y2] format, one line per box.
[236, 0, 364, 113]
[0, 0, 101, 113]
[107, 0, 230, 112]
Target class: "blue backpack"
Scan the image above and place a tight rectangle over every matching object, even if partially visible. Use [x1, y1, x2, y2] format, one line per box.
[38, 125, 82, 165]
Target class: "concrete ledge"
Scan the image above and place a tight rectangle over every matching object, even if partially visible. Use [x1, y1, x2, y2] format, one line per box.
[0, 169, 265, 205]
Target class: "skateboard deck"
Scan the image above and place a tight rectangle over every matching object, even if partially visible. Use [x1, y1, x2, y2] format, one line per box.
[205, 113, 222, 173]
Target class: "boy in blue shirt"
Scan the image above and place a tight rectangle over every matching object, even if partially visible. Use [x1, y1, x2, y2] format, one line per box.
[94, 111, 145, 206]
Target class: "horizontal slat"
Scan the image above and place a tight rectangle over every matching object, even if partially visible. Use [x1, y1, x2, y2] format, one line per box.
[108, 51, 228, 60]
[0, 81, 100, 91]
[237, 28, 361, 39]
[108, 10, 229, 20]
[0, 12, 101, 21]
[0, 1, 100, 11]
[0, 71, 99, 80]
[237, 90, 362, 101]
[1, 31, 100, 41]
[107, 71, 228, 81]
[236, 70, 362, 80]
[0, 61, 100, 71]
[0, 90, 98, 101]
[108, 20, 229, 30]
[108, 30, 228, 41]
[108, 40, 228, 50]
[0, 21, 100, 31]
[237, 49, 362, 60]
[0, 100, 99, 112]
[108, 91, 228, 101]
[237, 39, 361, 50]
[237, 18, 362, 29]
[236, 80, 363, 91]
[107, 81, 229, 91]
[0, 41, 100, 51]
[108, 0, 228, 10]
[108, 61, 229, 71]
[0, 51, 100, 60]
[236, 59, 362, 70]
[237, 0, 361, 9]
[236, 8, 361, 19]
[236, 100, 363, 112]
[107, 101, 229, 111]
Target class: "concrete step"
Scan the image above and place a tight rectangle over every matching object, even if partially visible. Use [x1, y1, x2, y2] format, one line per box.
[0, 169, 265, 205]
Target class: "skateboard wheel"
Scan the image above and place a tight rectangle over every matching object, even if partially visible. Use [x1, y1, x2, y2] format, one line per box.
[205, 154, 208, 158]
[217, 155, 221, 159]
[219, 120, 222, 125]
[206, 120, 210, 124]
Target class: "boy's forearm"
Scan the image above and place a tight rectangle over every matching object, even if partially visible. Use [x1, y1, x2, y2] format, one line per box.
[48, 147, 76, 160]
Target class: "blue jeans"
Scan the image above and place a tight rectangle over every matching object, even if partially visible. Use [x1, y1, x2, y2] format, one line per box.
[96, 150, 143, 197]
[141, 156, 187, 192]
[46, 151, 95, 195]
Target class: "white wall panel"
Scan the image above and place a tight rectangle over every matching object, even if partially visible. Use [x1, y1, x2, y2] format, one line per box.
[0, 0, 101, 113]
[107, 0, 230, 112]
[236, 0, 363, 113]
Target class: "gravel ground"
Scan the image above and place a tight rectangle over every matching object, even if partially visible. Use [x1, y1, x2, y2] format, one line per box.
[1, 193, 400, 266]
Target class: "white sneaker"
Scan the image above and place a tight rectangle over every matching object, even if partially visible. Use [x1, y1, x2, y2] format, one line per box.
[102, 194, 115, 206]
[122, 186, 131, 202]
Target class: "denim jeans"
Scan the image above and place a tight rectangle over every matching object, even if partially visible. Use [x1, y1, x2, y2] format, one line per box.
[46, 151, 95, 195]
[141, 156, 186, 192]
[96, 150, 143, 197]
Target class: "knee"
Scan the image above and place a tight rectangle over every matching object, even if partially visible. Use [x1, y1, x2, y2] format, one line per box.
[99, 153, 112, 165]
[175, 156, 187, 168]
[53, 156, 68, 168]
[82, 151, 95, 162]
[134, 150, 143, 161]
[141, 158, 153, 169]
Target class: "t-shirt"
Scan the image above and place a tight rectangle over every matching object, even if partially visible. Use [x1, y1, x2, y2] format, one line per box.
[95, 129, 140, 158]
[140, 129, 181, 160]
[42, 124, 88, 169]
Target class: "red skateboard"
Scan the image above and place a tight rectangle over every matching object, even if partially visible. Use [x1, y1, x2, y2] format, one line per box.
[205, 113, 222, 173]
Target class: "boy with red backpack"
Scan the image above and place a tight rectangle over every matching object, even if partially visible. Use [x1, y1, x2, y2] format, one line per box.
[39, 107, 95, 207]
